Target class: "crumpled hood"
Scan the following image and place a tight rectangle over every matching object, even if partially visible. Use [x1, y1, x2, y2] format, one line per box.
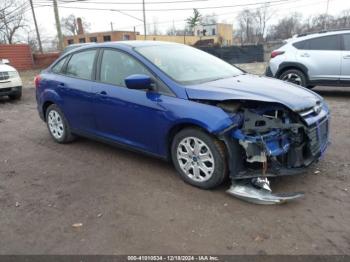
[185, 74, 322, 112]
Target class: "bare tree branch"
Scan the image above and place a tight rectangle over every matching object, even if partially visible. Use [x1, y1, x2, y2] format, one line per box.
[0, 0, 27, 44]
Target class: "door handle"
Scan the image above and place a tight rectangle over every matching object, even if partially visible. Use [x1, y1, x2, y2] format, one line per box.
[99, 91, 107, 95]
[57, 83, 65, 88]
[300, 53, 310, 58]
[343, 55, 350, 59]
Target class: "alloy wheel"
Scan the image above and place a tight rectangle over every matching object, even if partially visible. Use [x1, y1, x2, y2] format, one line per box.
[177, 137, 215, 182]
[47, 110, 64, 139]
[281, 73, 302, 85]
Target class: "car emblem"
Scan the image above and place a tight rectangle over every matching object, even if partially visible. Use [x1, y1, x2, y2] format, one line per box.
[313, 104, 322, 114]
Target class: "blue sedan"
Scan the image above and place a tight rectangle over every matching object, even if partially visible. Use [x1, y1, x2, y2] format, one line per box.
[35, 41, 329, 204]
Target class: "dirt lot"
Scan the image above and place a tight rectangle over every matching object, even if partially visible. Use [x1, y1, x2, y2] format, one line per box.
[0, 69, 349, 255]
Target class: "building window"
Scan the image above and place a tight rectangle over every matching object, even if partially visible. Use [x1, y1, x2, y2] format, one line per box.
[67, 39, 74, 45]
[212, 28, 216, 35]
[89, 37, 97, 42]
[123, 34, 130, 40]
[103, 35, 111, 42]
[79, 38, 86, 43]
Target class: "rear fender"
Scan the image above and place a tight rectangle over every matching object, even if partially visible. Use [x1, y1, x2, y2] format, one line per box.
[39, 89, 64, 114]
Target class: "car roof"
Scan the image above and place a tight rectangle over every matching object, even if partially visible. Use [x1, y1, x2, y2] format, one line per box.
[73, 40, 181, 51]
[286, 29, 350, 44]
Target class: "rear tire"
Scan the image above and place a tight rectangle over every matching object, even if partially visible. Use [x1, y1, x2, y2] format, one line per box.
[279, 69, 307, 87]
[46, 104, 75, 143]
[171, 128, 227, 189]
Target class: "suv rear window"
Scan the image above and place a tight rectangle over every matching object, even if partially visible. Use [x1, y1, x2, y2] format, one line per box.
[293, 41, 307, 49]
[293, 35, 341, 51]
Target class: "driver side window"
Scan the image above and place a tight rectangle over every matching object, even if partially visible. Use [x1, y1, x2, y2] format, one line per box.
[100, 49, 151, 87]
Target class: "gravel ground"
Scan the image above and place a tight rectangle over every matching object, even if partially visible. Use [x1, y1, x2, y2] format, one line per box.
[0, 71, 349, 254]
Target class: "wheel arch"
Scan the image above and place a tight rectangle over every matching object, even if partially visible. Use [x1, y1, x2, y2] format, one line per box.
[276, 62, 309, 80]
[42, 101, 55, 121]
[166, 121, 215, 160]
[40, 89, 64, 121]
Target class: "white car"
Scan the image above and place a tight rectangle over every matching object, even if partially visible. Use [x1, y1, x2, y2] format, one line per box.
[0, 59, 22, 100]
[266, 29, 350, 88]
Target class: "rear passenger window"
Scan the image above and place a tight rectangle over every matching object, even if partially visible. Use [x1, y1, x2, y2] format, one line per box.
[307, 35, 340, 50]
[51, 57, 67, 74]
[343, 34, 350, 50]
[66, 50, 96, 80]
[293, 41, 307, 50]
[100, 49, 151, 87]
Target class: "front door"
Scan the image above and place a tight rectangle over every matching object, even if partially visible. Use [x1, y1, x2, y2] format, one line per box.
[92, 49, 168, 155]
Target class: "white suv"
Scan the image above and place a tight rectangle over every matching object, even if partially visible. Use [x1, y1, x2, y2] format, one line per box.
[0, 59, 22, 100]
[266, 29, 350, 88]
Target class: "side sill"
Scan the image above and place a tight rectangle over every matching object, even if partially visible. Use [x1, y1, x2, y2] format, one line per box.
[71, 129, 169, 161]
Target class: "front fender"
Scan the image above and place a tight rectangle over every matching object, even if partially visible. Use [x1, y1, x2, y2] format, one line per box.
[162, 97, 235, 134]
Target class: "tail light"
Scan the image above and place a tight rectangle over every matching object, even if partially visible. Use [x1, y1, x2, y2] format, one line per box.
[271, 50, 285, 58]
[34, 75, 41, 88]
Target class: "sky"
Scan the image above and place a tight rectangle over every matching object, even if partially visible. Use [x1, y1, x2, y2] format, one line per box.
[28, 0, 350, 41]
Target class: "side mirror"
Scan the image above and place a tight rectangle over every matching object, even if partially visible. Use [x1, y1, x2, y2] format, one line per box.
[125, 74, 152, 90]
[1, 59, 10, 64]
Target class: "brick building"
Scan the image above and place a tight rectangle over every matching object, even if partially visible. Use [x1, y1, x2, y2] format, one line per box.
[63, 30, 138, 47]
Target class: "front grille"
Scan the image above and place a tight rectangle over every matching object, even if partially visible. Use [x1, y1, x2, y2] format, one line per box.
[0, 72, 9, 81]
[307, 117, 329, 156]
[0, 88, 11, 93]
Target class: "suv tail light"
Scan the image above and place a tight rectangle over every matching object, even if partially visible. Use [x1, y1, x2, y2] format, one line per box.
[271, 51, 285, 58]
[34, 75, 41, 88]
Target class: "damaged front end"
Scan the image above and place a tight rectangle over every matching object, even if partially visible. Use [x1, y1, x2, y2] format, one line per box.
[215, 100, 330, 204]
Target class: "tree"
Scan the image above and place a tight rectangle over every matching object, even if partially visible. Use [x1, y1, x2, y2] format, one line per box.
[0, 0, 27, 44]
[60, 14, 90, 36]
[267, 13, 302, 40]
[201, 13, 218, 25]
[166, 21, 176, 36]
[186, 9, 202, 30]
[254, 4, 273, 43]
[236, 9, 257, 44]
[338, 9, 350, 28]
[150, 17, 160, 35]
[311, 14, 335, 31]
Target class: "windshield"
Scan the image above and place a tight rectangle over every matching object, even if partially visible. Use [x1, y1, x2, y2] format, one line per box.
[135, 44, 243, 85]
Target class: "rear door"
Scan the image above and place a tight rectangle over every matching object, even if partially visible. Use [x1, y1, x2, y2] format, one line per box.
[296, 34, 342, 81]
[341, 33, 350, 81]
[54, 49, 98, 133]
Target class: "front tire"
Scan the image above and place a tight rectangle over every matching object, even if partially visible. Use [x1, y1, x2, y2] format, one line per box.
[279, 69, 307, 87]
[46, 104, 75, 143]
[171, 128, 227, 189]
